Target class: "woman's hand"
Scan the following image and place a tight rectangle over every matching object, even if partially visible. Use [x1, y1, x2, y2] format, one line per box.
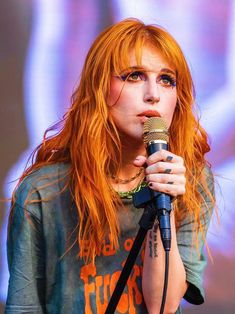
[133, 149, 186, 198]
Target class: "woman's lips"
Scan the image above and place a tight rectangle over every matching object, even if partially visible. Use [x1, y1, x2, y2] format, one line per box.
[138, 110, 161, 123]
[138, 110, 161, 118]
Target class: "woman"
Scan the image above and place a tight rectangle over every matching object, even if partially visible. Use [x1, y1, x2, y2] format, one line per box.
[5, 19, 215, 313]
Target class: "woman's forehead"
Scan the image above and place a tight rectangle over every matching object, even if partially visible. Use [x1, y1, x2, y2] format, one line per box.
[112, 45, 175, 73]
[130, 47, 173, 69]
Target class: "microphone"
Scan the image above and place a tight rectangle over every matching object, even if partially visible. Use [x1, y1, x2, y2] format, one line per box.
[143, 116, 169, 156]
[143, 117, 172, 251]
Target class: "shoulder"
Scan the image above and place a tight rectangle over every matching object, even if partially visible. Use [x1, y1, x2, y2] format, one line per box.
[200, 163, 215, 198]
[16, 163, 70, 193]
[196, 163, 215, 228]
[203, 163, 214, 183]
[23, 162, 69, 183]
[13, 163, 71, 215]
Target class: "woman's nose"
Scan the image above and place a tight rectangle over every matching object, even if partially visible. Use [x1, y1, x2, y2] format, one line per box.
[144, 95, 160, 104]
[143, 81, 160, 104]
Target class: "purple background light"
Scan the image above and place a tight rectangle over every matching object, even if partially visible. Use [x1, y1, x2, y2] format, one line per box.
[0, 1, 234, 313]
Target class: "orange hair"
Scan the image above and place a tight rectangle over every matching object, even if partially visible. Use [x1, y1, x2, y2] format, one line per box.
[14, 18, 215, 262]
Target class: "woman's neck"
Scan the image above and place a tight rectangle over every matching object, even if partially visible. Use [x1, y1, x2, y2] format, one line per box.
[110, 142, 146, 193]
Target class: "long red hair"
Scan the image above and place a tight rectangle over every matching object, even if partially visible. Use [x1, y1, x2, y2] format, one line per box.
[14, 18, 215, 262]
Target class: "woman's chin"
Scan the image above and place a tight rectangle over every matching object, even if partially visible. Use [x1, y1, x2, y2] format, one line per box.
[120, 133, 144, 148]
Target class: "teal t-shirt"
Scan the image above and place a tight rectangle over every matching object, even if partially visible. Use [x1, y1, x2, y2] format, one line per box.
[5, 163, 214, 313]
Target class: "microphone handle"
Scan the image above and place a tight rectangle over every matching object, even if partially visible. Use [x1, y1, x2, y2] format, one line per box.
[146, 141, 168, 155]
[146, 141, 171, 251]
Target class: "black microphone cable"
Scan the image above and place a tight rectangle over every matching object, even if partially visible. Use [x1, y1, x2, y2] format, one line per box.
[143, 117, 172, 314]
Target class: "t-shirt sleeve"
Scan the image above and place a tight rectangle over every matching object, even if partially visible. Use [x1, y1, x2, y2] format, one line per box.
[5, 180, 46, 313]
[177, 165, 215, 305]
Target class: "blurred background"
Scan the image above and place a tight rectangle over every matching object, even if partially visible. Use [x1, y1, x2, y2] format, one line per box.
[0, 0, 235, 313]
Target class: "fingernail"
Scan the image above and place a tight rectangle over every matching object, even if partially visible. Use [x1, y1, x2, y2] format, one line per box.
[164, 169, 172, 174]
[166, 156, 173, 162]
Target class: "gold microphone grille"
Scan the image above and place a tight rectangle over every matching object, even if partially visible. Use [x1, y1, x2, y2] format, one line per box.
[143, 117, 169, 144]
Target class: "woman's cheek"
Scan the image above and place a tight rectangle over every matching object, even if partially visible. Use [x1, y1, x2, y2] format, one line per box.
[107, 79, 123, 107]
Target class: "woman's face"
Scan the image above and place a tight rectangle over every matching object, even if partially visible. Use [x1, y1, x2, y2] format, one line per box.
[108, 46, 177, 144]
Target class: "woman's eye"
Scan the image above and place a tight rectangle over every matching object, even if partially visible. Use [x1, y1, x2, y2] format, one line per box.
[121, 71, 143, 81]
[158, 74, 176, 87]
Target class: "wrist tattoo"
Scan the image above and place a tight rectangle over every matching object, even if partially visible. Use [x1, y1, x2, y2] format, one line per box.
[153, 221, 158, 258]
[149, 221, 159, 258]
[149, 230, 153, 258]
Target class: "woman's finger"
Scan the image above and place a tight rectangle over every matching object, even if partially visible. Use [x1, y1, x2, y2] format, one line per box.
[145, 173, 186, 185]
[148, 181, 186, 197]
[146, 149, 184, 165]
[145, 161, 186, 175]
[133, 155, 147, 167]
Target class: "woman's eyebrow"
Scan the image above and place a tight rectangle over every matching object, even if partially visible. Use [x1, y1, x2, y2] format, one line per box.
[117, 66, 176, 75]
[118, 66, 145, 73]
[159, 68, 176, 75]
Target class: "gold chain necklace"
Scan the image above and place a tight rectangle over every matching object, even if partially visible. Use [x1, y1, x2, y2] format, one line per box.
[118, 180, 147, 198]
[111, 167, 143, 184]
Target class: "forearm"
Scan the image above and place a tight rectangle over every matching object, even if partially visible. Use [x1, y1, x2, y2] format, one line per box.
[142, 212, 187, 314]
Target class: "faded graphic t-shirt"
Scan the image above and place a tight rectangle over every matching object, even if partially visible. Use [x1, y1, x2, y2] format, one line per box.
[5, 163, 214, 314]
